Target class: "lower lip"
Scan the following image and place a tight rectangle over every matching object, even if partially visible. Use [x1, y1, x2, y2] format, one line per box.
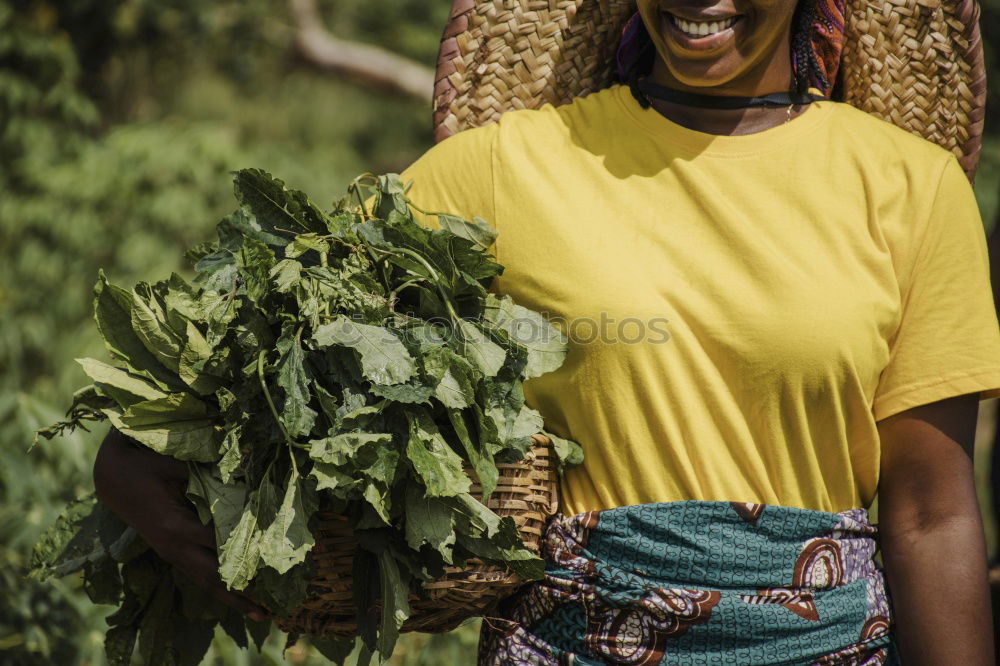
[662, 13, 742, 51]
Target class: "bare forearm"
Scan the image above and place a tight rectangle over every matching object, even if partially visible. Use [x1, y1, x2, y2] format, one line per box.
[880, 510, 992, 664]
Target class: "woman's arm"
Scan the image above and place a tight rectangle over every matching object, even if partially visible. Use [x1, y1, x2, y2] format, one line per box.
[877, 392, 993, 664]
[94, 429, 268, 621]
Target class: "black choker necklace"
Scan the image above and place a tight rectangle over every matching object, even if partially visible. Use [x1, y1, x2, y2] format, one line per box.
[629, 78, 827, 110]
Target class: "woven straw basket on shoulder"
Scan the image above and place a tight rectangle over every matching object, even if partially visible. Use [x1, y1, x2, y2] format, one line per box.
[279, 0, 986, 638]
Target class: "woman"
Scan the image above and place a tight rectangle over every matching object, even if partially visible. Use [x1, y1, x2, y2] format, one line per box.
[93, 0, 1000, 663]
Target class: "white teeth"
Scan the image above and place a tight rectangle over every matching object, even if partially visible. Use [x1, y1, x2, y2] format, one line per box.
[671, 15, 737, 38]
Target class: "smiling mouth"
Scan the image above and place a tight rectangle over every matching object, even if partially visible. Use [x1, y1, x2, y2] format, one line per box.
[665, 12, 742, 38]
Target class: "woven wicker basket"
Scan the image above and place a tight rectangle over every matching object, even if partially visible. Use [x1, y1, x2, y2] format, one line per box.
[432, 0, 986, 181]
[276, 433, 557, 636]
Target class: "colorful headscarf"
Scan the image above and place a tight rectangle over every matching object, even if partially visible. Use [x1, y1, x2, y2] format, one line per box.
[614, 0, 846, 97]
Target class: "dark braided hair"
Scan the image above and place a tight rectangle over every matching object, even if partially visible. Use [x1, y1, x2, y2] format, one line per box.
[618, 0, 823, 95]
[790, 0, 825, 93]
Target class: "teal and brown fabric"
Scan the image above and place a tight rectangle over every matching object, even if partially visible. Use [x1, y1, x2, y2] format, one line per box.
[478, 501, 896, 665]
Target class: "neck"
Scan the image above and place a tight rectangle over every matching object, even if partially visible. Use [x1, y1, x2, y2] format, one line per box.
[642, 92, 811, 136]
[645, 44, 806, 136]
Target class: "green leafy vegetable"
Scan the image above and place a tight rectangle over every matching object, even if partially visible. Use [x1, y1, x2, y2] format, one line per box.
[32, 169, 583, 665]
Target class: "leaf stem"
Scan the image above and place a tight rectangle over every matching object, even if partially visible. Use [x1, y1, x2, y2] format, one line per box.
[348, 172, 377, 219]
[404, 200, 452, 221]
[257, 350, 292, 444]
[367, 246, 460, 323]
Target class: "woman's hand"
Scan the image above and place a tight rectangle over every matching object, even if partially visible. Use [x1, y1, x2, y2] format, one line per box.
[93, 428, 268, 621]
[877, 393, 993, 665]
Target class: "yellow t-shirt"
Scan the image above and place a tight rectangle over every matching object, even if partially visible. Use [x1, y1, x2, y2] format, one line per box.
[396, 82, 1000, 515]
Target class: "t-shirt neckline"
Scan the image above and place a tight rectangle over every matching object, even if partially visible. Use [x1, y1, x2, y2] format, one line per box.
[612, 82, 834, 158]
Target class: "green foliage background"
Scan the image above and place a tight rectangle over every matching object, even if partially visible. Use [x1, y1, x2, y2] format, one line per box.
[2, 0, 1000, 663]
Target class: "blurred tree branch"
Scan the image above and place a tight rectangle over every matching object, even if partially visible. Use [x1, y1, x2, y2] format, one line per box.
[289, 0, 434, 101]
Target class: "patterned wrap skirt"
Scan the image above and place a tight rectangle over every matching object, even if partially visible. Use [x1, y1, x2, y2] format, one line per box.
[477, 501, 897, 665]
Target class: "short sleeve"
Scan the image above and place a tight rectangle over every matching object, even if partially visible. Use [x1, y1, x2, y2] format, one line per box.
[872, 154, 1000, 421]
[396, 122, 499, 238]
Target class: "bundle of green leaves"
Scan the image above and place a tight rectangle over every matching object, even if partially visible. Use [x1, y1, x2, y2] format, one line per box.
[30, 169, 583, 665]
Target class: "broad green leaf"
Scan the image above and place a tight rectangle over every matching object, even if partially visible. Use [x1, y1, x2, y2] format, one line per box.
[181, 320, 212, 363]
[130, 283, 185, 373]
[312, 316, 415, 385]
[405, 411, 469, 497]
[215, 387, 245, 483]
[30, 496, 137, 581]
[179, 320, 223, 395]
[108, 393, 220, 462]
[217, 426, 242, 484]
[105, 623, 138, 666]
[215, 205, 287, 250]
[403, 484, 456, 563]
[77, 357, 168, 406]
[170, 614, 216, 666]
[549, 432, 585, 472]
[309, 432, 392, 466]
[84, 557, 124, 605]
[423, 347, 476, 409]
[376, 550, 410, 659]
[353, 546, 379, 652]
[448, 493, 493, 533]
[276, 328, 317, 438]
[436, 214, 497, 252]
[259, 467, 314, 575]
[483, 294, 568, 378]
[236, 237, 276, 304]
[490, 403, 544, 451]
[194, 252, 238, 293]
[283, 234, 330, 259]
[162, 274, 210, 324]
[93, 271, 183, 391]
[448, 494, 543, 578]
[218, 504, 262, 591]
[269, 258, 302, 292]
[453, 532, 544, 581]
[363, 482, 391, 525]
[311, 636, 356, 663]
[218, 608, 249, 650]
[310, 461, 357, 494]
[245, 616, 271, 652]
[136, 575, 177, 665]
[369, 380, 433, 404]
[232, 168, 330, 235]
[447, 409, 498, 502]
[250, 564, 309, 618]
[456, 320, 505, 377]
[364, 440, 399, 486]
[186, 465, 247, 547]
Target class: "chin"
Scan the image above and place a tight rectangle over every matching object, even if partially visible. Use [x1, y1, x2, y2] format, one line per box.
[660, 58, 746, 89]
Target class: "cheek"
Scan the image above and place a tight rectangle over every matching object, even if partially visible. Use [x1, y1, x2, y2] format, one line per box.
[747, 0, 800, 15]
[748, 0, 801, 37]
[635, 0, 657, 14]
[636, 3, 659, 36]
[637, 6, 670, 58]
